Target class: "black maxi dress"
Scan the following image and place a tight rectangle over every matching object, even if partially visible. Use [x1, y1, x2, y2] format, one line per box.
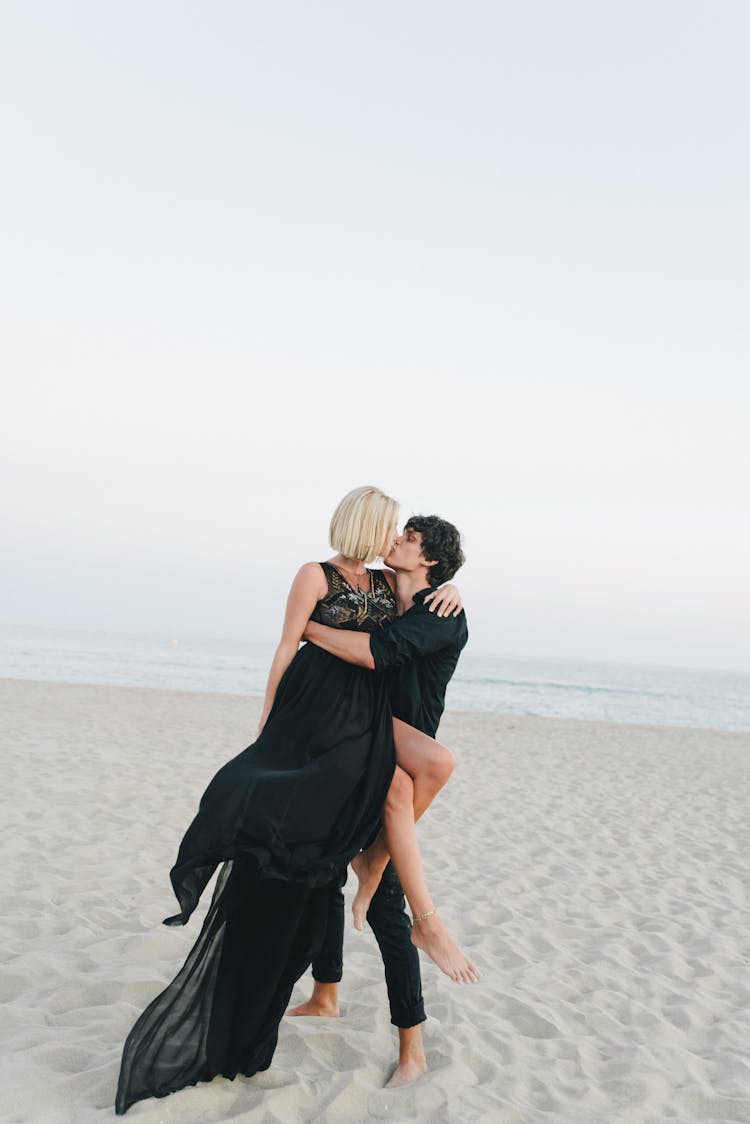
[116, 564, 397, 1114]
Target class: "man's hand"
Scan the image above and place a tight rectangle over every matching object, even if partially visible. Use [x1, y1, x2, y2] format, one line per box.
[424, 583, 462, 617]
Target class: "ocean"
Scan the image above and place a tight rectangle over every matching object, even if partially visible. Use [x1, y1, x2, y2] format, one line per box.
[1, 623, 748, 733]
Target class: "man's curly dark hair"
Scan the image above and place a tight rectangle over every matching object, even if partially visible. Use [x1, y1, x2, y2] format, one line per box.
[404, 515, 465, 588]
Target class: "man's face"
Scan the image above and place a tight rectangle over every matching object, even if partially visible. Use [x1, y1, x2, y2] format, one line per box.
[384, 525, 429, 572]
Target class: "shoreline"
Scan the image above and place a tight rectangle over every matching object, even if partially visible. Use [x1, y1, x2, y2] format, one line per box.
[2, 673, 748, 738]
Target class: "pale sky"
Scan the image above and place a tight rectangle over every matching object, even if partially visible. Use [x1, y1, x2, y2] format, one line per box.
[2, 2, 749, 671]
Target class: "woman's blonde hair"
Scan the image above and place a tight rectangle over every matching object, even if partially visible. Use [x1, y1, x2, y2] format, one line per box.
[329, 486, 399, 564]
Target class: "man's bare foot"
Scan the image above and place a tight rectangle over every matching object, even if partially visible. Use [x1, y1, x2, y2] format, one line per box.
[351, 851, 385, 931]
[385, 1054, 428, 1087]
[287, 982, 339, 1017]
[287, 997, 339, 1017]
[410, 912, 480, 984]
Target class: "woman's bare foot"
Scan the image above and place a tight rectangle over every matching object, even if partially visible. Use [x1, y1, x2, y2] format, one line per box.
[410, 912, 480, 984]
[351, 851, 384, 931]
[287, 981, 339, 1017]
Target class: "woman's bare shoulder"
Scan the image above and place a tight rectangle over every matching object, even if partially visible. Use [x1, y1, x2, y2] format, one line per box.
[292, 561, 328, 593]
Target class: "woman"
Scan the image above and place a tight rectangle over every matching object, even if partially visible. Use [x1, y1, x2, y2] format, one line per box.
[116, 486, 476, 1115]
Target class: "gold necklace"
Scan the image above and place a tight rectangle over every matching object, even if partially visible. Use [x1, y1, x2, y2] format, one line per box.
[356, 570, 375, 624]
[331, 562, 375, 623]
[335, 563, 370, 592]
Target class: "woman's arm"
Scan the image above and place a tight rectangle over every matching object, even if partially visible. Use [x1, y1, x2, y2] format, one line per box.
[423, 583, 462, 617]
[258, 562, 327, 734]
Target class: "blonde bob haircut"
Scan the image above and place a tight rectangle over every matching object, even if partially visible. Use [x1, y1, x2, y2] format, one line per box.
[329, 486, 399, 564]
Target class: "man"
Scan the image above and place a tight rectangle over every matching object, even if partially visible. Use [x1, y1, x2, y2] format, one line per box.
[288, 514, 471, 1086]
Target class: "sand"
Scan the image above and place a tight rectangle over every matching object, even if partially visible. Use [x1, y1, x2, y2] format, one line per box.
[2, 677, 750, 1124]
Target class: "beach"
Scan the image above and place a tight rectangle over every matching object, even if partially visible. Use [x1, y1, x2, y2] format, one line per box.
[3, 677, 750, 1124]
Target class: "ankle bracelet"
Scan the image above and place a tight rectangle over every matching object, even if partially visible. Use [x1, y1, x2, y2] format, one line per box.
[411, 908, 436, 924]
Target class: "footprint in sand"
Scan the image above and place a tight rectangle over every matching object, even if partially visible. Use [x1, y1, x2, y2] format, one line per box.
[32, 1043, 94, 1073]
[0, 973, 27, 1002]
[501, 996, 560, 1038]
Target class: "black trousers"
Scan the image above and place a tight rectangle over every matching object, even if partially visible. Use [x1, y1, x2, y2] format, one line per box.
[312, 862, 426, 1029]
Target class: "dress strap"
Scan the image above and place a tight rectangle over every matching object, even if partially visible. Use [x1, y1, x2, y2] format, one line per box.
[318, 561, 333, 587]
[318, 561, 344, 597]
[371, 568, 395, 600]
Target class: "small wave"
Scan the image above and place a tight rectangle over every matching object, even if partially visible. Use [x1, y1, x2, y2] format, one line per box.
[452, 674, 685, 702]
[2, 625, 749, 732]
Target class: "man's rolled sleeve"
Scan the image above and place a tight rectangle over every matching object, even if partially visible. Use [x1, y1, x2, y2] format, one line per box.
[370, 606, 461, 670]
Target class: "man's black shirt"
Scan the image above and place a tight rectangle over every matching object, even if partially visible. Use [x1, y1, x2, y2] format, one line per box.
[369, 587, 468, 738]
